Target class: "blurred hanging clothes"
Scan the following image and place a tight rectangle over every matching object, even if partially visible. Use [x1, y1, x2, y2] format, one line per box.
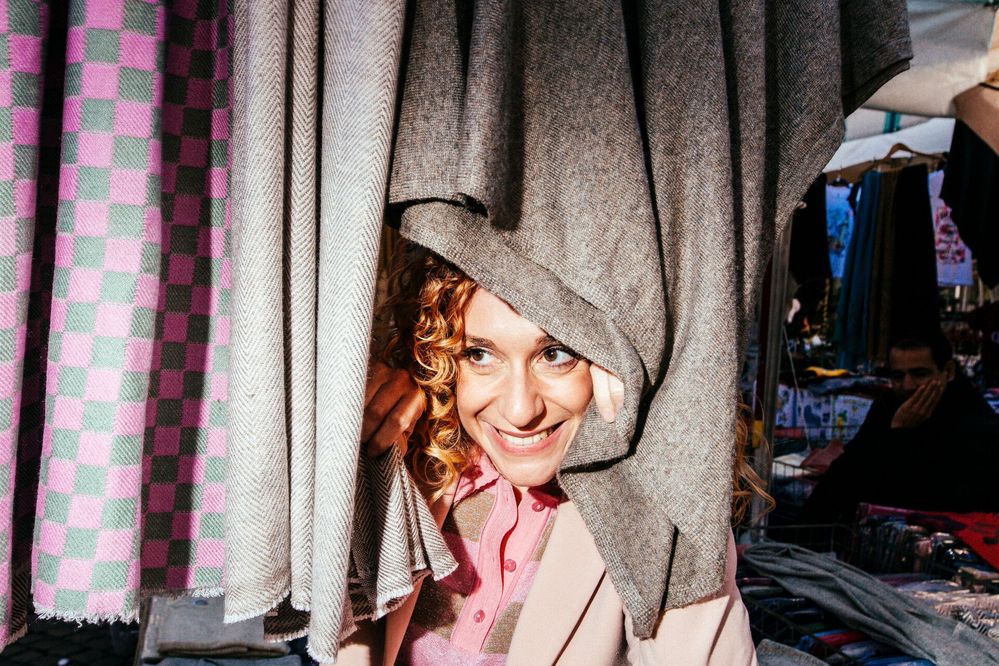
[835, 165, 939, 371]
[929, 170, 973, 287]
[788, 176, 832, 336]
[826, 181, 855, 280]
[835, 172, 880, 371]
[880, 165, 939, 358]
[942, 120, 999, 288]
[0, 0, 231, 647]
[969, 301, 999, 387]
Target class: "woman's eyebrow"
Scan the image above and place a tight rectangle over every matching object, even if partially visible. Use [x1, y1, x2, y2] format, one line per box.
[463, 334, 560, 348]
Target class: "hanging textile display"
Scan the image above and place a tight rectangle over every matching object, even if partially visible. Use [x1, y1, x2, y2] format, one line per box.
[929, 169, 973, 287]
[224, 1, 455, 662]
[834, 172, 879, 372]
[942, 120, 999, 289]
[1, 0, 914, 661]
[835, 165, 939, 371]
[788, 176, 832, 335]
[826, 182, 855, 280]
[0, 0, 230, 647]
[387, 0, 911, 639]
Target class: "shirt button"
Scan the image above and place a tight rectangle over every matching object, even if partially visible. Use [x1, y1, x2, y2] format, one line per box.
[532, 500, 545, 512]
[503, 559, 517, 572]
[473, 609, 486, 623]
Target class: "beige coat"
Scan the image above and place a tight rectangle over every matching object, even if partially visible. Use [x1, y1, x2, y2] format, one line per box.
[337, 494, 758, 665]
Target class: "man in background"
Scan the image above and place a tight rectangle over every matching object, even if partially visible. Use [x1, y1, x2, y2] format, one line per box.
[802, 331, 999, 523]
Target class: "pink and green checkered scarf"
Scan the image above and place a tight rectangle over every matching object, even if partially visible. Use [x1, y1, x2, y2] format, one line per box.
[0, 0, 230, 644]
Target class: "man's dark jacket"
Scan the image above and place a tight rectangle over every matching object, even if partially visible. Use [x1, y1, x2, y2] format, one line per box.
[803, 376, 999, 523]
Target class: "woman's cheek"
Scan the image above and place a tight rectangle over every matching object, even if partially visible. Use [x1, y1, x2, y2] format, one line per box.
[551, 367, 594, 416]
[455, 371, 490, 422]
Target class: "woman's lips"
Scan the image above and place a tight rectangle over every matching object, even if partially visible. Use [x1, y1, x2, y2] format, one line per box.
[485, 421, 565, 456]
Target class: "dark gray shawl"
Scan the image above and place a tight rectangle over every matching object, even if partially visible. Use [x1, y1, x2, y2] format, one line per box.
[743, 542, 999, 665]
[388, 0, 911, 637]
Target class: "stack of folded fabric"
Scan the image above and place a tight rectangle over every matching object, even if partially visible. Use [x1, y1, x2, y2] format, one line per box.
[879, 574, 999, 642]
[138, 595, 304, 666]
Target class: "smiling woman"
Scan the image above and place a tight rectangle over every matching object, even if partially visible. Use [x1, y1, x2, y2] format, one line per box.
[337, 246, 761, 665]
[384, 247, 601, 501]
[456, 288, 593, 493]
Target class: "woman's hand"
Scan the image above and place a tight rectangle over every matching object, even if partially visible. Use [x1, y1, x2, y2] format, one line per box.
[590, 364, 624, 423]
[362, 361, 426, 457]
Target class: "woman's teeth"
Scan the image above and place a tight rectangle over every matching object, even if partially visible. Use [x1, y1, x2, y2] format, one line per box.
[498, 427, 552, 446]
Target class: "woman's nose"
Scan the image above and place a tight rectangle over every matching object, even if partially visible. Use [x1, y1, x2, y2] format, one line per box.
[499, 370, 545, 429]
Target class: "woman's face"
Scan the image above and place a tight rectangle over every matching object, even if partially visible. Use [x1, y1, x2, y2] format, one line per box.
[456, 288, 593, 490]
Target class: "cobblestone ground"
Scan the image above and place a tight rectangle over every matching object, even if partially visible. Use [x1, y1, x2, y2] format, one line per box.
[0, 619, 136, 665]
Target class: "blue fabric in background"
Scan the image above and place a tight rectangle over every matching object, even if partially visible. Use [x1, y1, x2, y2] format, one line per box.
[835, 171, 880, 371]
[826, 183, 855, 280]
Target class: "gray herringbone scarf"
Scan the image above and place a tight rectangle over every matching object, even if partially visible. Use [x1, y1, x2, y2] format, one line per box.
[225, 1, 454, 662]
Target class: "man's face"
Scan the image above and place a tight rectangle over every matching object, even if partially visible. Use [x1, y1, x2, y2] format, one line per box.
[888, 347, 953, 401]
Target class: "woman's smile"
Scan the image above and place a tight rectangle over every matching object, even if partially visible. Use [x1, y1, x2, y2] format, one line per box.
[484, 421, 567, 455]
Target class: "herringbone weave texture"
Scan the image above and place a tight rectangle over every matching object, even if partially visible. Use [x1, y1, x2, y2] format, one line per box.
[226, 0, 455, 662]
[0, 0, 231, 648]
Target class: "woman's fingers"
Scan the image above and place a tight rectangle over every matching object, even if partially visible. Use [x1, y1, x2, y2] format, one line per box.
[608, 372, 624, 416]
[361, 362, 424, 445]
[590, 364, 622, 423]
[367, 389, 425, 457]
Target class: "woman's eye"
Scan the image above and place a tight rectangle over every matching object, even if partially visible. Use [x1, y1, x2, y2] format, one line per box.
[541, 347, 577, 367]
[462, 347, 494, 366]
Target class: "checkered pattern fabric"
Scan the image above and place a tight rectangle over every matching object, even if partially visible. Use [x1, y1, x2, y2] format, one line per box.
[0, 0, 230, 647]
[0, 0, 59, 647]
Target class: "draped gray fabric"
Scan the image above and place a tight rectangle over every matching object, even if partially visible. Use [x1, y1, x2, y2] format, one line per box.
[225, 1, 455, 662]
[388, 0, 912, 637]
[743, 542, 999, 666]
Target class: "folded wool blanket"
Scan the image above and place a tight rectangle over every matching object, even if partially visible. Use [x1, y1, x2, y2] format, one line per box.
[388, 0, 912, 637]
[225, 0, 455, 662]
[743, 541, 999, 665]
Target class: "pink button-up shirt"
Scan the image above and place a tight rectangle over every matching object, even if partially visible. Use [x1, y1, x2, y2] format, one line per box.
[399, 454, 560, 663]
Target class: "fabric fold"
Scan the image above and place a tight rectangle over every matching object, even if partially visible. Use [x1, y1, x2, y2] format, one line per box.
[388, 0, 912, 636]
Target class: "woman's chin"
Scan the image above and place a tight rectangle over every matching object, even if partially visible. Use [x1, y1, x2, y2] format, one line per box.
[471, 420, 579, 489]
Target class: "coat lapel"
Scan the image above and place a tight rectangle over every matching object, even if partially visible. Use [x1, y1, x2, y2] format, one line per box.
[506, 500, 607, 664]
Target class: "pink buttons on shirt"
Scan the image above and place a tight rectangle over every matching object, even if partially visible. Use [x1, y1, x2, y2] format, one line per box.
[503, 558, 517, 572]
[473, 609, 486, 623]
[531, 500, 545, 512]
